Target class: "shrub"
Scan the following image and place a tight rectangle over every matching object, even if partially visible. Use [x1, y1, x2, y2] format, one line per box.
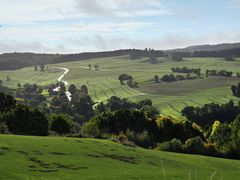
[184, 136, 204, 154]
[81, 121, 102, 138]
[156, 139, 183, 153]
[135, 131, 151, 147]
[115, 133, 135, 147]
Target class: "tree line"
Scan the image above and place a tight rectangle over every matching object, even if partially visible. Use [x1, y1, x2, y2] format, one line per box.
[171, 67, 201, 75]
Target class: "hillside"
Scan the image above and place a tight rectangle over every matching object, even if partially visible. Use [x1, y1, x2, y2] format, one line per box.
[1, 42, 240, 71]
[184, 42, 240, 52]
[0, 135, 240, 179]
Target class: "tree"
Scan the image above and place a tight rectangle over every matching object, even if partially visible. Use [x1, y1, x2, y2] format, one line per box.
[230, 115, 240, 154]
[68, 84, 77, 95]
[94, 64, 99, 70]
[0, 80, 3, 86]
[231, 82, 240, 97]
[154, 75, 159, 83]
[231, 85, 237, 96]
[118, 74, 133, 85]
[5, 104, 49, 136]
[6, 76, 10, 81]
[34, 65, 38, 71]
[0, 92, 16, 112]
[17, 83, 22, 89]
[50, 114, 71, 135]
[161, 74, 176, 82]
[224, 56, 235, 61]
[37, 87, 43, 94]
[59, 82, 66, 92]
[127, 80, 138, 88]
[81, 85, 88, 94]
[39, 64, 45, 71]
[88, 64, 92, 70]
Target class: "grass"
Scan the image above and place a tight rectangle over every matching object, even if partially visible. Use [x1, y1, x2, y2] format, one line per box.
[0, 67, 63, 88]
[0, 134, 240, 179]
[1, 56, 240, 118]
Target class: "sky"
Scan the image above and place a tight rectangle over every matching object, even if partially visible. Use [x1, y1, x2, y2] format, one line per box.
[0, 0, 240, 53]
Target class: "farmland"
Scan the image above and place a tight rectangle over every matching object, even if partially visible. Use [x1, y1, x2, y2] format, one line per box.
[0, 56, 240, 117]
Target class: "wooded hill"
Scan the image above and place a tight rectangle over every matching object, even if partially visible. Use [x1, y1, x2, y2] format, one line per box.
[1, 42, 240, 71]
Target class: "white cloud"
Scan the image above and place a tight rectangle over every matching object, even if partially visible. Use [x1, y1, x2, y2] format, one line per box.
[0, 40, 67, 53]
[0, 1, 239, 53]
[75, 0, 170, 17]
[227, 0, 240, 8]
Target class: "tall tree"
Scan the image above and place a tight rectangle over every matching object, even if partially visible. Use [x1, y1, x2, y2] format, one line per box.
[39, 64, 45, 71]
[88, 64, 92, 70]
[68, 84, 77, 95]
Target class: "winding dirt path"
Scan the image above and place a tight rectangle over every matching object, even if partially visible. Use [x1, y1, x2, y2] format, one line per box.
[53, 67, 71, 101]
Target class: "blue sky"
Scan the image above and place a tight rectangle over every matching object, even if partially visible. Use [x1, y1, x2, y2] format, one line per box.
[0, 0, 240, 53]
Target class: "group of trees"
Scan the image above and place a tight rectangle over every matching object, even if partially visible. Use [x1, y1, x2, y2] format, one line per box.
[160, 73, 198, 83]
[118, 74, 138, 88]
[181, 100, 240, 128]
[0, 92, 84, 136]
[0, 93, 49, 135]
[167, 53, 184, 61]
[129, 48, 164, 62]
[224, 56, 235, 61]
[231, 82, 240, 97]
[160, 100, 240, 158]
[15, 83, 46, 108]
[88, 64, 99, 70]
[209, 115, 240, 157]
[206, 69, 233, 77]
[48, 83, 94, 121]
[171, 67, 201, 75]
[96, 96, 157, 115]
[82, 109, 203, 148]
[34, 64, 45, 71]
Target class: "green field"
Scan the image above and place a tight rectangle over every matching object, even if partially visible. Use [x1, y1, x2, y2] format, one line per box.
[0, 56, 240, 117]
[0, 67, 63, 88]
[1, 135, 240, 179]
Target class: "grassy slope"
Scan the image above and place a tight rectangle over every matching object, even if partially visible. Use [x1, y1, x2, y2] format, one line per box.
[0, 67, 63, 88]
[0, 56, 240, 117]
[58, 56, 240, 117]
[0, 135, 240, 179]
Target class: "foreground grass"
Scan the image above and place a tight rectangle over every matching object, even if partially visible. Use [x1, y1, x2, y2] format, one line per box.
[0, 135, 240, 179]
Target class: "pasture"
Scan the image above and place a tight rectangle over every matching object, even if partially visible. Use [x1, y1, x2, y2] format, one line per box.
[0, 56, 240, 117]
[1, 135, 240, 179]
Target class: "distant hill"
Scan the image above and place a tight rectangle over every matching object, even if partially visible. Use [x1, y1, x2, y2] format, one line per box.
[175, 42, 240, 52]
[1, 42, 240, 71]
[0, 50, 133, 71]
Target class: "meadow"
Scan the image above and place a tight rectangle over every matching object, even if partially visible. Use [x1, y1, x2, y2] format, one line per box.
[0, 56, 240, 118]
[0, 134, 240, 179]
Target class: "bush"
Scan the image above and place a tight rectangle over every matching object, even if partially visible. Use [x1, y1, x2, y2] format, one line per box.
[50, 114, 72, 135]
[135, 131, 151, 147]
[184, 136, 204, 154]
[156, 139, 183, 152]
[115, 133, 135, 147]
